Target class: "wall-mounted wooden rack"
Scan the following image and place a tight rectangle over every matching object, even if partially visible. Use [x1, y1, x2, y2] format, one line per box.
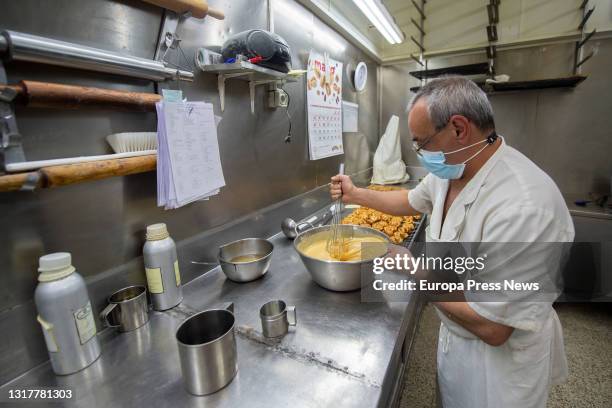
[0, 81, 161, 111]
[0, 154, 156, 192]
[0, 80, 161, 192]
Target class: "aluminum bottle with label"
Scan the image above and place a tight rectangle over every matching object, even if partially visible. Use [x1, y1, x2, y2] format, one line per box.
[143, 223, 183, 310]
[34, 252, 101, 375]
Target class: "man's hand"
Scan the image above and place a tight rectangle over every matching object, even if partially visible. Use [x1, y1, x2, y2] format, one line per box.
[330, 175, 421, 216]
[386, 243, 413, 259]
[330, 174, 359, 204]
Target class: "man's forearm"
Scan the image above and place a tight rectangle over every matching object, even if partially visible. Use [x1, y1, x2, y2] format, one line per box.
[352, 188, 419, 216]
[385, 247, 513, 346]
[434, 301, 514, 346]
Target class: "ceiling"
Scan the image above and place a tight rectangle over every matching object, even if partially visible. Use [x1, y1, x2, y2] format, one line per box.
[298, 0, 611, 63]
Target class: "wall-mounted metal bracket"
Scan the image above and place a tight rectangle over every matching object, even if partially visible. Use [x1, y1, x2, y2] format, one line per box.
[411, 0, 427, 86]
[409, 54, 424, 67]
[486, 25, 498, 42]
[201, 61, 295, 113]
[411, 0, 426, 20]
[575, 52, 594, 69]
[410, 36, 425, 53]
[484, 1, 500, 78]
[20, 172, 40, 191]
[410, 18, 425, 36]
[487, 3, 499, 24]
[578, 7, 594, 31]
[0, 62, 26, 172]
[578, 29, 596, 48]
[154, 10, 193, 62]
[217, 73, 287, 113]
[217, 72, 247, 112]
[249, 79, 275, 114]
[486, 45, 497, 59]
[574, 3, 597, 74]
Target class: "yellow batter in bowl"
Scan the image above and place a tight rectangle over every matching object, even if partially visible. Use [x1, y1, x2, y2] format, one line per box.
[297, 230, 388, 261]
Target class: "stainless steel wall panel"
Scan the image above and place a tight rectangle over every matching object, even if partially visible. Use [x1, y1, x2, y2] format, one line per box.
[380, 62, 420, 166]
[0, 0, 381, 384]
[381, 40, 612, 195]
[1, 0, 162, 58]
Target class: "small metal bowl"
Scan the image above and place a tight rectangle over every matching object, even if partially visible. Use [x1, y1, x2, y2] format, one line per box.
[218, 238, 274, 282]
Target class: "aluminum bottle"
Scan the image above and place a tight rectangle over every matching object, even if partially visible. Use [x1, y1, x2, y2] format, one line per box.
[34, 252, 101, 375]
[143, 223, 183, 310]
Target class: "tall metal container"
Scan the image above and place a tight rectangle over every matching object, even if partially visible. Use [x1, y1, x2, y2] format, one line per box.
[176, 304, 238, 395]
[143, 223, 183, 310]
[34, 253, 101, 375]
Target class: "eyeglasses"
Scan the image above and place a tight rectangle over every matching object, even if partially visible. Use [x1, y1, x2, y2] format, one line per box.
[412, 127, 445, 157]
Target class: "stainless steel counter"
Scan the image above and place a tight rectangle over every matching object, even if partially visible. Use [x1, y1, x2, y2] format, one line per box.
[565, 195, 612, 221]
[0, 211, 423, 408]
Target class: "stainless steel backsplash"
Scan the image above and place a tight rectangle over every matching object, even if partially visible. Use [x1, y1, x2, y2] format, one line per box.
[0, 0, 380, 384]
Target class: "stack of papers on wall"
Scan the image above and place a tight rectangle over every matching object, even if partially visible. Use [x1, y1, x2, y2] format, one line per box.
[155, 98, 225, 209]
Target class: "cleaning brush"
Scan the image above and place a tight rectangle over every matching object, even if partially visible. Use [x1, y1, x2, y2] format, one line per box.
[106, 132, 157, 153]
[5, 132, 158, 172]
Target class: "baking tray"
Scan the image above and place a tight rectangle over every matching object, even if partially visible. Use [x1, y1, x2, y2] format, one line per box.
[338, 207, 426, 248]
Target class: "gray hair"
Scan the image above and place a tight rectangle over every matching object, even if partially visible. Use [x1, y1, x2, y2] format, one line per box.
[408, 76, 495, 131]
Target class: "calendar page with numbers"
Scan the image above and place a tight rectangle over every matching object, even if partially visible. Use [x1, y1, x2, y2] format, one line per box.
[306, 50, 343, 160]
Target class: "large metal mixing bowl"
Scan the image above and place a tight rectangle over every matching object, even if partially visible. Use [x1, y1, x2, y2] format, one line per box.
[294, 225, 390, 291]
[218, 238, 274, 282]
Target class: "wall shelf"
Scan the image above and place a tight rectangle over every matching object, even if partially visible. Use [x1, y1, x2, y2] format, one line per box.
[200, 61, 297, 113]
[410, 76, 587, 95]
[409, 62, 489, 80]
[485, 76, 587, 92]
[410, 80, 487, 94]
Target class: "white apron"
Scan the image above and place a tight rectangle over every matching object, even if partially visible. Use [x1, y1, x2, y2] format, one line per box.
[428, 225, 568, 408]
[410, 139, 572, 408]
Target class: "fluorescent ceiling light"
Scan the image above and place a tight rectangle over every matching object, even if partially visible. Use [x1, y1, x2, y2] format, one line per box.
[351, 0, 404, 44]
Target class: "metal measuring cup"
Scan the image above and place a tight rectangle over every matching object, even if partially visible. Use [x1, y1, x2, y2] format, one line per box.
[259, 300, 297, 338]
[100, 285, 149, 332]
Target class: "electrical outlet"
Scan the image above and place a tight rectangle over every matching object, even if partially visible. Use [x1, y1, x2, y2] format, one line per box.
[268, 88, 288, 108]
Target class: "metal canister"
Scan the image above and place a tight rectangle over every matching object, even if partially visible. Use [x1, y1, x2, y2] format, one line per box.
[176, 304, 237, 395]
[34, 252, 101, 375]
[143, 223, 183, 311]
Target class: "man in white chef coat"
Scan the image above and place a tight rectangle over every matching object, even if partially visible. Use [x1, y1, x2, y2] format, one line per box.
[330, 76, 574, 407]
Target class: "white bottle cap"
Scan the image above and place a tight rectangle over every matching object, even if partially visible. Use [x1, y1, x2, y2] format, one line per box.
[38, 252, 76, 282]
[146, 223, 170, 241]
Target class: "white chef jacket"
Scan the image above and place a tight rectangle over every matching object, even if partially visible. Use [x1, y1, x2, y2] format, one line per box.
[408, 137, 574, 408]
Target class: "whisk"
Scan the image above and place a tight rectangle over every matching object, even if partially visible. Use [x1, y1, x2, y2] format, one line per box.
[327, 163, 349, 260]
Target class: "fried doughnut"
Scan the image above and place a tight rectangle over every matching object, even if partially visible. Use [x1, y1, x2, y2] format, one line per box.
[384, 226, 397, 236]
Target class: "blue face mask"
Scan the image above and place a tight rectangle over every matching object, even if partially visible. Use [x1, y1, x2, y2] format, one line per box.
[417, 139, 490, 180]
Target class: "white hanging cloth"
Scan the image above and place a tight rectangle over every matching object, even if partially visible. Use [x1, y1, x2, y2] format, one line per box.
[371, 115, 410, 185]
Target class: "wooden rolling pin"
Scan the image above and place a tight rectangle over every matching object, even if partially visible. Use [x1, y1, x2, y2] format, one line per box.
[0, 155, 157, 192]
[0, 81, 161, 112]
[0, 172, 34, 192]
[142, 0, 224, 19]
